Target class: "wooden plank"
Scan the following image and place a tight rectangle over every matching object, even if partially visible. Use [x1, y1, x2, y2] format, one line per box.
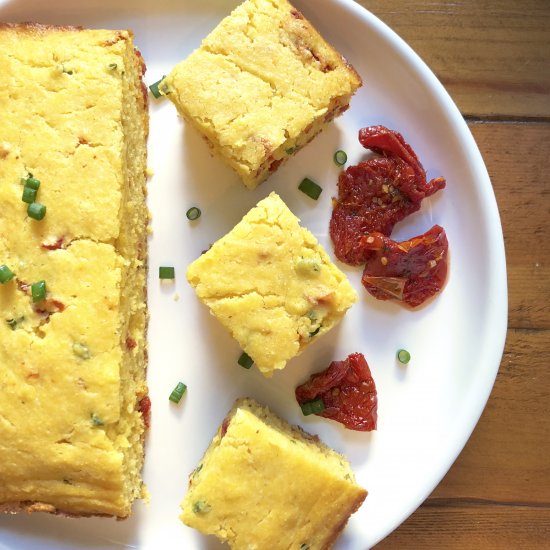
[469, 122, 550, 329]
[430, 328, 550, 503]
[358, 0, 550, 118]
[375, 504, 550, 549]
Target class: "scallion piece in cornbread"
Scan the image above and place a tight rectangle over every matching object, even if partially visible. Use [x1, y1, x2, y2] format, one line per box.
[187, 192, 357, 377]
[0, 24, 149, 518]
[161, 0, 362, 189]
[180, 398, 367, 549]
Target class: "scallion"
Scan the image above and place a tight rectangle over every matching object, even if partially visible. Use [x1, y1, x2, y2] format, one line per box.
[333, 150, 348, 166]
[159, 266, 175, 279]
[298, 177, 322, 200]
[23, 176, 41, 190]
[169, 382, 187, 403]
[22, 186, 37, 204]
[397, 349, 411, 364]
[186, 206, 201, 221]
[149, 77, 166, 98]
[300, 398, 325, 416]
[27, 202, 46, 221]
[0, 264, 15, 284]
[237, 351, 253, 369]
[31, 280, 46, 303]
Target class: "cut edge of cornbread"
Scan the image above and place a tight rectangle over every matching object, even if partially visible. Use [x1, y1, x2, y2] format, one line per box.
[0, 23, 149, 519]
[180, 398, 367, 549]
[161, 0, 362, 189]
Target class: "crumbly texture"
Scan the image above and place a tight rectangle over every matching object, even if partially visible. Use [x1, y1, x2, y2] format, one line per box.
[187, 192, 357, 377]
[0, 24, 149, 518]
[162, 0, 362, 189]
[181, 398, 367, 550]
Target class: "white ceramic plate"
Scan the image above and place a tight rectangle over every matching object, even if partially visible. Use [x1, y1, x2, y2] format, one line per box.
[0, 0, 507, 548]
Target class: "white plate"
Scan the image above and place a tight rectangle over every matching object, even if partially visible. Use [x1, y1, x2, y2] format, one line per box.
[0, 0, 507, 548]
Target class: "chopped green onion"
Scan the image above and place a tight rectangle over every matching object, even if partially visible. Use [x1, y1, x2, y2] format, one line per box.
[22, 176, 41, 190]
[298, 177, 322, 200]
[0, 264, 15, 284]
[186, 206, 201, 221]
[31, 280, 46, 303]
[91, 414, 104, 426]
[397, 349, 411, 364]
[107, 63, 118, 70]
[192, 500, 212, 514]
[309, 325, 321, 337]
[149, 76, 166, 98]
[6, 318, 18, 330]
[22, 186, 37, 204]
[73, 342, 91, 360]
[237, 351, 253, 369]
[300, 398, 325, 416]
[27, 202, 46, 221]
[300, 545, 311, 550]
[159, 266, 175, 279]
[333, 150, 348, 166]
[169, 382, 187, 403]
[285, 146, 296, 155]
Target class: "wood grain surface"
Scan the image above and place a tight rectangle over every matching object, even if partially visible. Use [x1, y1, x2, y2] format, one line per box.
[352, 1, 550, 548]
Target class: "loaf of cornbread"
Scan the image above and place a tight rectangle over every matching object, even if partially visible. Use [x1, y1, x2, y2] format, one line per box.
[0, 24, 149, 518]
[161, 0, 362, 189]
[187, 192, 357, 376]
[181, 398, 367, 549]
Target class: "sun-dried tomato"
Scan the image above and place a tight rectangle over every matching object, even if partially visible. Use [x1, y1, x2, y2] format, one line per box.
[362, 225, 448, 308]
[138, 396, 151, 429]
[295, 352, 377, 431]
[330, 125, 446, 265]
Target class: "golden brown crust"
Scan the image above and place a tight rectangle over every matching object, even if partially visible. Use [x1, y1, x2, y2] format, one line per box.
[0, 501, 122, 519]
[0, 22, 85, 34]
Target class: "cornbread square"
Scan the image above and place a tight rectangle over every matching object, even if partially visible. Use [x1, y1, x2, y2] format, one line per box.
[181, 398, 367, 549]
[187, 192, 357, 376]
[0, 24, 149, 518]
[162, 0, 362, 189]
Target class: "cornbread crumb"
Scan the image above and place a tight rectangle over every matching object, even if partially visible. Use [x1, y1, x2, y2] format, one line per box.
[187, 192, 357, 376]
[180, 398, 367, 549]
[0, 24, 149, 518]
[162, 0, 362, 188]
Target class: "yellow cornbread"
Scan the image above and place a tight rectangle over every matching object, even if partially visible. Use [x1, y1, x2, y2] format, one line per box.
[0, 24, 149, 517]
[161, 0, 362, 189]
[187, 192, 357, 376]
[181, 398, 367, 550]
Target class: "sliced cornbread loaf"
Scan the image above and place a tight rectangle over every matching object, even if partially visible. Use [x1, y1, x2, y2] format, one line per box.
[181, 398, 367, 549]
[187, 192, 357, 377]
[0, 24, 149, 518]
[161, 0, 362, 189]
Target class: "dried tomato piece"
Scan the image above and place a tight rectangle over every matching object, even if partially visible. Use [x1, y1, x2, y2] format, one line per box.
[330, 125, 445, 265]
[362, 224, 448, 308]
[138, 396, 151, 429]
[295, 352, 377, 431]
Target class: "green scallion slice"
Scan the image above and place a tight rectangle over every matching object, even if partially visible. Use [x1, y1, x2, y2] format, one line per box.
[159, 266, 175, 279]
[298, 177, 322, 200]
[237, 351, 253, 369]
[91, 414, 104, 426]
[27, 202, 46, 221]
[186, 206, 201, 221]
[23, 176, 41, 190]
[22, 186, 37, 204]
[6, 318, 18, 330]
[0, 264, 15, 284]
[300, 398, 325, 416]
[149, 76, 166, 98]
[31, 280, 46, 303]
[169, 382, 187, 403]
[397, 349, 411, 364]
[333, 150, 348, 166]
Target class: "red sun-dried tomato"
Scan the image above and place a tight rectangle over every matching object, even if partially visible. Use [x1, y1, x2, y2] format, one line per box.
[330, 125, 446, 265]
[295, 352, 377, 431]
[138, 396, 151, 429]
[362, 224, 448, 308]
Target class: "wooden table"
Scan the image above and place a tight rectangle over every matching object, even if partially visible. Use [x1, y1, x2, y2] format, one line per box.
[350, 1, 550, 548]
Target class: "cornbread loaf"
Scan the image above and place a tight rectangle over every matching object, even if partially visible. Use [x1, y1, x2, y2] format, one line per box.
[181, 398, 367, 549]
[0, 24, 149, 518]
[187, 192, 357, 376]
[161, 0, 362, 189]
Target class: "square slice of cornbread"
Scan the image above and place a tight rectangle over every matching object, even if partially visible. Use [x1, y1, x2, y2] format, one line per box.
[180, 398, 367, 549]
[0, 24, 149, 518]
[161, 0, 362, 189]
[187, 192, 357, 376]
